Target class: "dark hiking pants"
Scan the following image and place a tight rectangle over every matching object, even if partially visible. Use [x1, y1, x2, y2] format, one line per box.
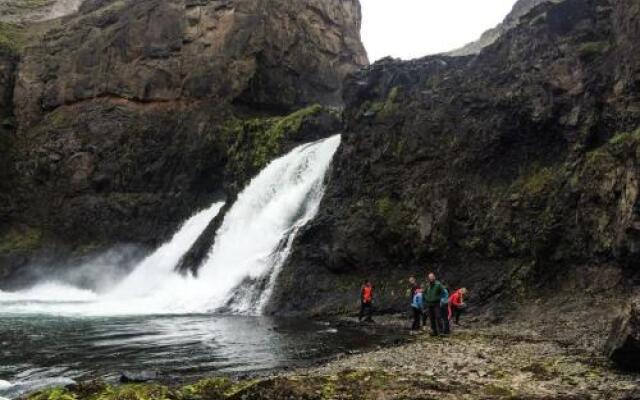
[411, 307, 421, 330]
[451, 305, 464, 324]
[359, 302, 373, 321]
[427, 304, 441, 335]
[440, 304, 450, 334]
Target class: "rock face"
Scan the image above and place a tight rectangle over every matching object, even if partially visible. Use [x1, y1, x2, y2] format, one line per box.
[606, 296, 640, 371]
[13, 0, 367, 127]
[268, 0, 640, 315]
[0, 0, 367, 284]
[450, 0, 563, 56]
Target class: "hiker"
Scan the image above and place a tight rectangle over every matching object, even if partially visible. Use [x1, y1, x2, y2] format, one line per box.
[409, 275, 427, 330]
[408, 276, 420, 302]
[359, 279, 374, 323]
[409, 275, 422, 330]
[424, 272, 444, 336]
[439, 282, 451, 335]
[411, 287, 424, 331]
[449, 287, 468, 325]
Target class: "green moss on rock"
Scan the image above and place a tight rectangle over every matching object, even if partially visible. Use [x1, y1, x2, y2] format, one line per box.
[180, 377, 258, 399]
[607, 128, 640, 152]
[515, 166, 557, 196]
[223, 104, 329, 188]
[577, 41, 610, 61]
[28, 388, 78, 400]
[25, 367, 461, 400]
[0, 22, 25, 55]
[0, 227, 42, 253]
[585, 127, 640, 172]
[375, 196, 416, 234]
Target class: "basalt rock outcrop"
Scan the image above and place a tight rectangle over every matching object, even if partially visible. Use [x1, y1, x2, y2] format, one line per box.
[0, 0, 367, 284]
[269, 0, 640, 315]
[606, 294, 640, 371]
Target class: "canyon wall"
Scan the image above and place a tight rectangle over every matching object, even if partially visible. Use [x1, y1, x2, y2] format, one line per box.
[270, 0, 640, 316]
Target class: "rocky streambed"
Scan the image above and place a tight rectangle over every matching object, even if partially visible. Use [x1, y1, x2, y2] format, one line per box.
[22, 297, 640, 400]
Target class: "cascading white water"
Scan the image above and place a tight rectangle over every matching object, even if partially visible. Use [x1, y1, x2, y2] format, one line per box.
[171, 134, 341, 314]
[0, 135, 341, 316]
[47, 0, 84, 19]
[0, 201, 224, 314]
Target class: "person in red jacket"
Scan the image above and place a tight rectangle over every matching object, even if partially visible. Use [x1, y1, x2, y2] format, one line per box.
[359, 280, 374, 323]
[448, 288, 468, 325]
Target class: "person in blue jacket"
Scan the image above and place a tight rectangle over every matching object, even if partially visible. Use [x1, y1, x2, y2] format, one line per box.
[411, 286, 424, 331]
[439, 282, 451, 335]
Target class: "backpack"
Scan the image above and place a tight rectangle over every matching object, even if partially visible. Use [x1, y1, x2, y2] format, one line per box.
[412, 290, 424, 309]
[440, 288, 450, 306]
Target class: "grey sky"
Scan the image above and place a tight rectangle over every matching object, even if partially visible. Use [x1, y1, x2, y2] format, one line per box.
[360, 0, 519, 61]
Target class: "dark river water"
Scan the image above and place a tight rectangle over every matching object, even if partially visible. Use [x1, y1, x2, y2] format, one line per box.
[0, 310, 399, 399]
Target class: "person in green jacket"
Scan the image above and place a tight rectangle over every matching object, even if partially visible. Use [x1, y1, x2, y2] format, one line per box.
[424, 272, 444, 336]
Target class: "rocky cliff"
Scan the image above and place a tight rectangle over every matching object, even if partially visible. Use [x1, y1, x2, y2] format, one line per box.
[269, 0, 640, 316]
[0, 0, 367, 284]
[449, 0, 563, 56]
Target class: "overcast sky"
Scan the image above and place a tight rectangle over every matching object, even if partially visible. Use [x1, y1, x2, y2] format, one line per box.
[360, 0, 519, 61]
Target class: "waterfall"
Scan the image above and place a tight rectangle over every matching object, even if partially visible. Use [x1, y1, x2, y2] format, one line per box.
[0, 135, 341, 316]
[175, 134, 341, 314]
[0, 202, 224, 314]
[47, 0, 84, 19]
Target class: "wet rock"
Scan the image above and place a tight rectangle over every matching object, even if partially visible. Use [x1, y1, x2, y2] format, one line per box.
[119, 370, 158, 383]
[606, 297, 640, 371]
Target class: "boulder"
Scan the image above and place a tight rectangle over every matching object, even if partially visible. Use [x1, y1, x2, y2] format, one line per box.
[606, 296, 640, 371]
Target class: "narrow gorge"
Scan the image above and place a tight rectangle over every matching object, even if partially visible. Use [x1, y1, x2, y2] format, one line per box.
[1, 0, 639, 399]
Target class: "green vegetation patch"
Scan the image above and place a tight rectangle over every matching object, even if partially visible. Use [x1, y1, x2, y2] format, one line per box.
[607, 127, 640, 151]
[585, 127, 640, 172]
[180, 377, 258, 399]
[512, 165, 561, 197]
[577, 41, 610, 61]
[0, 21, 25, 55]
[375, 196, 416, 233]
[361, 86, 402, 121]
[224, 104, 325, 179]
[0, 227, 43, 253]
[26, 369, 462, 400]
[29, 387, 78, 400]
